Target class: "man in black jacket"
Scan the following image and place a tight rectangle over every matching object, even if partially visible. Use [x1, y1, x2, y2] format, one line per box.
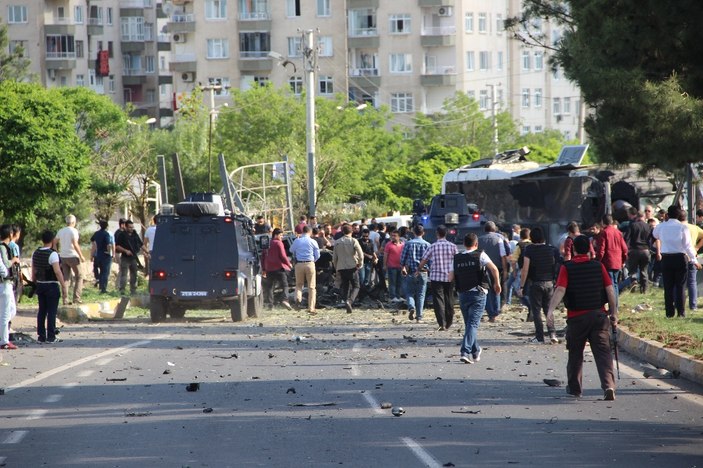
[115, 220, 143, 296]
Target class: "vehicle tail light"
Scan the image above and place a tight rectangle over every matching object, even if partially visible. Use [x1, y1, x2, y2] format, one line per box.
[472, 213, 480, 221]
[224, 217, 233, 223]
[223, 270, 236, 280]
[152, 270, 167, 280]
[449, 229, 457, 235]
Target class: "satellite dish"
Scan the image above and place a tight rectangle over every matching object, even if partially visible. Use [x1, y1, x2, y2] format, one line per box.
[162, 1, 174, 15]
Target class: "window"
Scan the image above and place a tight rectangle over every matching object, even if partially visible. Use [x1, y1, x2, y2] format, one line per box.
[160, 84, 167, 97]
[239, 33, 269, 58]
[89, 5, 103, 25]
[390, 93, 413, 113]
[8, 5, 27, 23]
[145, 56, 155, 73]
[160, 56, 166, 71]
[479, 90, 488, 110]
[390, 14, 410, 34]
[467, 90, 475, 100]
[464, 13, 473, 33]
[108, 76, 114, 92]
[563, 97, 571, 114]
[479, 51, 490, 71]
[534, 88, 542, 108]
[145, 23, 154, 40]
[318, 36, 333, 57]
[496, 51, 503, 71]
[107, 8, 113, 25]
[75, 6, 83, 24]
[208, 77, 231, 95]
[534, 125, 543, 133]
[522, 126, 530, 135]
[390, 53, 412, 73]
[465, 51, 474, 71]
[46, 35, 75, 58]
[57, 7, 66, 21]
[76, 74, 85, 86]
[146, 89, 156, 104]
[534, 52, 543, 71]
[287, 37, 301, 57]
[349, 9, 376, 36]
[205, 0, 227, 20]
[8, 40, 26, 57]
[553, 97, 561, 115]
[497, 89, 504, 105]
[553, 67, 560, 80]
[317, 0, 330, 17]
[76, 40, 84, 58]
[286, 0, 300, 17]
[319, 75, 333, 95]
[121, 17, 144, 41]
[496, 14, 503, 34]
[521, 88, 530, 108]
[107, 41, 113, 58]
[289, 76, 303, 95]
[478, 13, 487, 33]
[208, 38, 230, 58]
[522, 51, 530, 70]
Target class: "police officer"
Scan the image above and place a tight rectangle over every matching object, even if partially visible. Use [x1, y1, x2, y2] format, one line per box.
[452, 233, 501, 364]
[546, 235, 618, 401]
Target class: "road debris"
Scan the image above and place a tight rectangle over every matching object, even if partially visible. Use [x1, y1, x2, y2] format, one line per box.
[163, 369, 171, 375]
[186, 383, 200, 392]
[203, 408, 214, 413]
[543, 379, 562, 387]
[106, 378, 127, 382]
[125, 410, 151, 417]
[380, 402, 392, 409]
[451, 409, 481, 414]
[286, 388, 296, 394]
[213, 353, 238, 359]
[400, 353, 408, 359]
[167, 361, 175, 366]
[391, 407, 405, 416]
[288, 402, 337, 407]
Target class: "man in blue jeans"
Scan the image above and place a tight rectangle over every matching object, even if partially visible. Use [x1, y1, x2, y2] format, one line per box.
[452, 233, 501, 363]
[478, 222, 509, 322]
[400, 225, 430, 322]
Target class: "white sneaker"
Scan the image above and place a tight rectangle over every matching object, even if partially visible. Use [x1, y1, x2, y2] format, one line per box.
[472, 347, 482, 362]
[460, 354, 474, 364]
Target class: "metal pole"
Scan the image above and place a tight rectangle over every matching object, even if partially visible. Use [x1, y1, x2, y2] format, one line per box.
[487, 84, 498, 155]
[303, 29, 317, 217]
[156, 155, 168, 205]
[578, 96, 586, 144]
[208, 111, 213, 192]
[283, 155, 295, 232]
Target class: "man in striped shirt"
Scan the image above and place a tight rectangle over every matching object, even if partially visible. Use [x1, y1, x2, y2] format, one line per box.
[418, 225, 457, 330]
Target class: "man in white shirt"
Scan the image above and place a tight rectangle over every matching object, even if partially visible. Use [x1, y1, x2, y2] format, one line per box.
[55, 214, 85, 305]
[652, 205, 702, 317]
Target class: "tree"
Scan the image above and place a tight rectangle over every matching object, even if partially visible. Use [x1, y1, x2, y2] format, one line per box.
[0, 81, 90, 232]
[507, 1, 703, 170]
[0, 21, 32, 82]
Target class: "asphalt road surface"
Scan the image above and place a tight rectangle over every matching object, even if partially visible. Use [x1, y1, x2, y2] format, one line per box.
[1, 304, 703, 467]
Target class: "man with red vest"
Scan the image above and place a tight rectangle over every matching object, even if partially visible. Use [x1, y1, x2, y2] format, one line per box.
[547, 235, 618, 401]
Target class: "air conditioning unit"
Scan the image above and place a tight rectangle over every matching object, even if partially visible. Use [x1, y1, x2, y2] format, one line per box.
[173, 33, 186, 43]
[438, 6, 453, 17]
[181, 72, 195, 82]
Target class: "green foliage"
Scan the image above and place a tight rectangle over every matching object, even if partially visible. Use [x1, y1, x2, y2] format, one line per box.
[56, 86, 126, 148]
[512, 0, 703, 170]
[0, 81, 90, 232]
[0, 21, 32, 82]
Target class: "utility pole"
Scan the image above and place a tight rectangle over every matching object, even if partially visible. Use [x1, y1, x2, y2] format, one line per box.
[487, 84, 499, 155]
[302, 29, 318, 217]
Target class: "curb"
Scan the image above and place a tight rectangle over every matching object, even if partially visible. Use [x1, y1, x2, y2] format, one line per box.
[618, 325, 703, 386]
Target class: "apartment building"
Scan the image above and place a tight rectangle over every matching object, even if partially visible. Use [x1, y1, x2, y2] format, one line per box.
[1, 0, 581, 138]
[1, 0, 166, 120]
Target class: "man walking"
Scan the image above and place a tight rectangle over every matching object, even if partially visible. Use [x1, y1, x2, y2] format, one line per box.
[55, 214, 85, 305]
[289, 226, 320, 313]
[623, 210, 652, 294]
[0, 225, 19, 349]
[653, 205, 701, 317]
[400, 225, 430, 323]
[262, 228, 293, 310]
[90, 220, 114, 294]
[384, 229, 405, 302]
[32, 230, 68, 345]
[478, 222, 509, 322]
[519, 227, 561, 344]
[115, 220, 143, 296]
[683, 210, 703, 310]
[595, 214, 628, 300]
[452, 233, 501, 364]
[546, 235, 618, 400]
[332, 225, 364, 313]
[418, 225, 457, 330]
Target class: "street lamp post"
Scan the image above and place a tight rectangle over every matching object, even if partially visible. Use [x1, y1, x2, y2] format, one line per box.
[200, 83, 229, 192]
[302, 29, 318, 218]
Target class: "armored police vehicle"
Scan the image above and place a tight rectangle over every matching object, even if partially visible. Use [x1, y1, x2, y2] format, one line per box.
[148, 193, 263, 323]
[413, 193, 487, 245]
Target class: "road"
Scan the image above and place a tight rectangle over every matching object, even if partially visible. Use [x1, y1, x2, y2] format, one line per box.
[1, 304, 702, 467]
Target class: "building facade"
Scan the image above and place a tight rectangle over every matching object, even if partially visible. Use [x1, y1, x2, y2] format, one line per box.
[2, 0, 582, 139]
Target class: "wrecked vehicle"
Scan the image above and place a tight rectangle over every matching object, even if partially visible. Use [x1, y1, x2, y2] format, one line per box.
[442, 145, 676, 243]
[412, 193, 487, 245]
[148, 193, 264, 323]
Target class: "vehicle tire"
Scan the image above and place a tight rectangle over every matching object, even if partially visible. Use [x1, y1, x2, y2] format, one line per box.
[150, 296, 168, 322]
[230, 291, 246, 322]
[169, 306, 186, 319]
[247, 291, 263, 318]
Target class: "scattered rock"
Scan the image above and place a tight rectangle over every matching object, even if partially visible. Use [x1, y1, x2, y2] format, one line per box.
[400, 353, 408, 359]
[380, 402, 392, 409]
[543, 379, 562, 387]
[203, 408, 213, 413]
[167, 361, 176, 367]
[391, 407, 405, 417]
[186, 383, 200, 392]
[286, 387, 296, 394]
[163, 369, 171, 375]
[106, 378, 127, 382]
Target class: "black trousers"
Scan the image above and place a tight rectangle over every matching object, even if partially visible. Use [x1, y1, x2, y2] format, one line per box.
[264, 269, 289, 306]
[661, 253, 687, 317]
[339, 268, 360, 304]
[626, 249, 650, 293]
[431, 281, 455, 329]
[528, 280, 555, 341]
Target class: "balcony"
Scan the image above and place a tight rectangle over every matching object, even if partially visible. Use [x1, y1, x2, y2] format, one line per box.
[350, 67, 379, 76]
[123, 68, 148, 85]
[46, 51, 77, 70]
[158, 74, 173, 85]
[158, 34, 171, 51]
[169, 53, 196, 72]
[348, 0, 379, 7]
[348, 30, 379, 49]
[45, 23, 76, 35]
[421, 65, 456, 86]
[86, 17, 104, 35]
[121, 38, 146, 52]
[238, 12, 272, 31]
[120, 0, 151, 7]
[238, 52, 272, 71]
[349, 73, 380, 89]
[168, 14, 196, 33]
[418, 0, 454, 6]
[420, 27, 456, 47]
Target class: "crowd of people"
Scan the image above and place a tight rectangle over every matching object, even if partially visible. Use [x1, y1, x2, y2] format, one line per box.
[0, 215, 155, 350]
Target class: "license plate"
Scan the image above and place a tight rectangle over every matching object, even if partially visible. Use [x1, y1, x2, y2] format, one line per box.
[180, 291, 208, 297]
